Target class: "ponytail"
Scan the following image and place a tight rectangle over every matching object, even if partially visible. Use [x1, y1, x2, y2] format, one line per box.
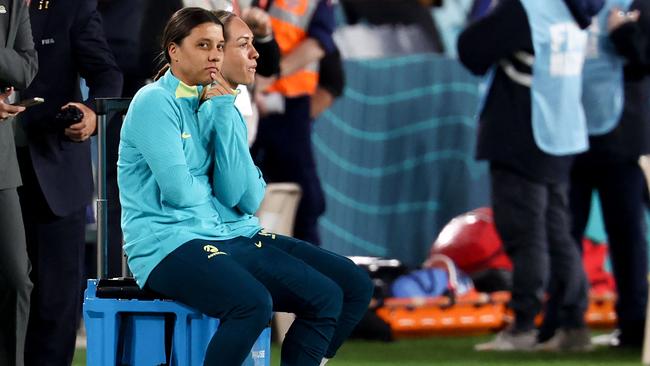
[154, 64, 170, 81]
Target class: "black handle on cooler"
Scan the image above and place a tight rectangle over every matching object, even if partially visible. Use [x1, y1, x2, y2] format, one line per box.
[95, 98, 131, 279]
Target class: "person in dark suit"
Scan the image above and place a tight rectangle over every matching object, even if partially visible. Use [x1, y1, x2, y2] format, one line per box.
[0, 2, 38, 365]
[14, 0, 123, 364]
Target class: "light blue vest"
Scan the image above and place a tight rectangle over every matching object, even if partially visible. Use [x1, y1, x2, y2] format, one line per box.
[582, 0, 631, 135]
[520, 0, 589, 155]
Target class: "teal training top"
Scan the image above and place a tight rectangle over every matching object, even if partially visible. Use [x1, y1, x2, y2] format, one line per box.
[118, 70, 264, 287]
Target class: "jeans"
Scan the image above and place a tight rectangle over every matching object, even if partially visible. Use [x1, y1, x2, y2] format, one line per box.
[490, 164, 588, 332]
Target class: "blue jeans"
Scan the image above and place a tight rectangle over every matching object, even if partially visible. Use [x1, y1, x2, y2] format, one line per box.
[490, 164, 588, 332]
[146, 232, 373, 365]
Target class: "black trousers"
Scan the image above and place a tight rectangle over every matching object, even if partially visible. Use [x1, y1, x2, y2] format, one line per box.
[17, 154, 86, 366]
[490, 164, 588, 331]
[252, 97, 326, 246]
[570, 156, 648, 343]
[0, 188, 32, 366]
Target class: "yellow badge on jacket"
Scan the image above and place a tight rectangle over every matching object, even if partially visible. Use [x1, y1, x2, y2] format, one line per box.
[204, 245, 227, 259]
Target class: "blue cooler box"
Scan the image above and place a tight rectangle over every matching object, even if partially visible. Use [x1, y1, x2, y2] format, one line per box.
[83, 279, 271, 366]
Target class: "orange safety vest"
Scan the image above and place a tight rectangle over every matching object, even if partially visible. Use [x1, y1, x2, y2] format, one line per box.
[265, 0, 320, 97]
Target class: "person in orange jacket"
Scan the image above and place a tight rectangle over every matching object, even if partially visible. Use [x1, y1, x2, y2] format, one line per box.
[252, 0, 337, 246]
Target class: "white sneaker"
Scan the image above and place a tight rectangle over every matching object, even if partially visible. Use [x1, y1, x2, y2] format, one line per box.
[536, 327, 594, 352]
[475, 329, 538, 351]
[591, 329, 621, 347]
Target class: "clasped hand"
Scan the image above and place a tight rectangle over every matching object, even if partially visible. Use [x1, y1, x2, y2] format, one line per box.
[62, 102, 96, 142]
[0, 87, 25, 121]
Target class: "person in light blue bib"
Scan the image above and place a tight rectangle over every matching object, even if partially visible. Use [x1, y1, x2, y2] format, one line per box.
[547, 0, 650, 348]
[458, 0, 603, 352]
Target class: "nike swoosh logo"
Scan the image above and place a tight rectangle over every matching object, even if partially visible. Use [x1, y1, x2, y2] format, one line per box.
[181, 132, 192, 139]
[255, 241, 262, 248]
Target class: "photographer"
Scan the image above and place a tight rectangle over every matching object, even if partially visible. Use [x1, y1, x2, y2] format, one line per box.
[458, 0, 603, 351]
[14, 0, 122, 364]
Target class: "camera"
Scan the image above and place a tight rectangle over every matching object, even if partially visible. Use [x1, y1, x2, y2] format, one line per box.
[55, 105, 84, 129]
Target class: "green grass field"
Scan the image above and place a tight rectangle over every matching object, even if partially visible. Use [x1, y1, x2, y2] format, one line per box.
[72, 335, 643, 366]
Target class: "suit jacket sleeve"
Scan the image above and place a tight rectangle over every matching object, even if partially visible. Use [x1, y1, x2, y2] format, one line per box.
[0, 0, 37, 89]
[73, 0, 123, 106]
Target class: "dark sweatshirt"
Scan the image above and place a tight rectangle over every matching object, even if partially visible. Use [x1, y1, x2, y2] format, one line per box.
[457, 0, 603, 183]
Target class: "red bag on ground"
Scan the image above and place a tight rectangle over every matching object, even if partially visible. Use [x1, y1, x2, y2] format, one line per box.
[582, 238, 616, 295]
[428, 207, 512, 274]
